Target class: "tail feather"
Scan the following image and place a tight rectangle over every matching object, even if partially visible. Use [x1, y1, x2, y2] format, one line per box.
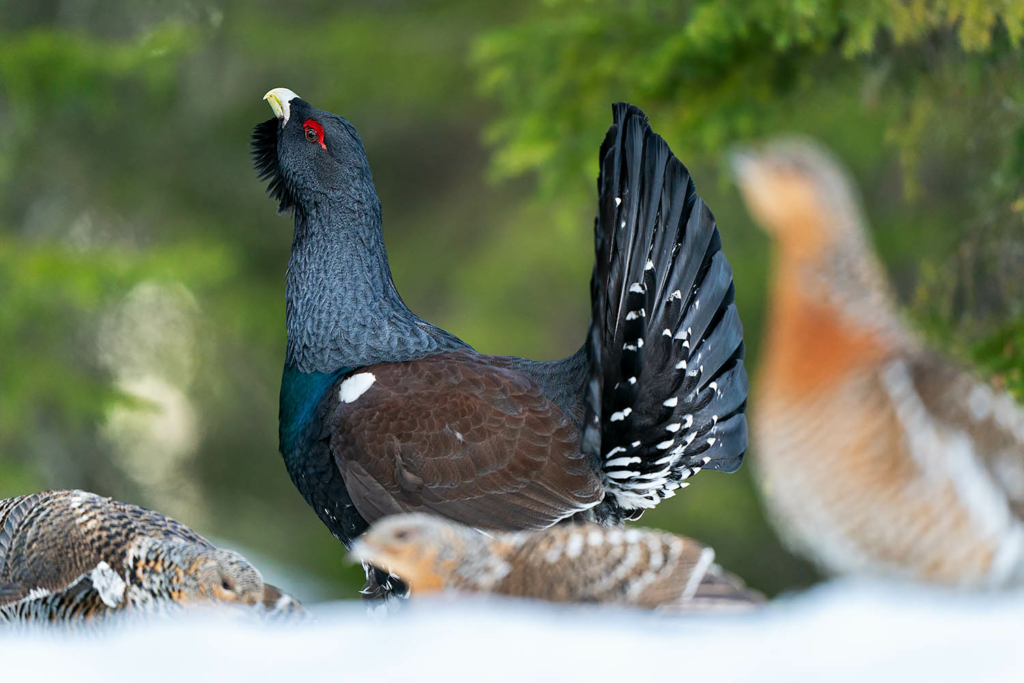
[584, 103, 748, 520]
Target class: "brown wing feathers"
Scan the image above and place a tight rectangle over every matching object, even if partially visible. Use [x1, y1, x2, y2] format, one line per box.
[329, 351, 604, 531]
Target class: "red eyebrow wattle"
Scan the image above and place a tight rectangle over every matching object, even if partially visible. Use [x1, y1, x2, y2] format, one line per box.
[302, 119, 327, 150]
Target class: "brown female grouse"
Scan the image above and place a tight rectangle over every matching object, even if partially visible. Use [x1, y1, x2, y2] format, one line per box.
[0, 490, 303, 625]
[732, 139, 1024, 587]
[353, 513, 762, 610]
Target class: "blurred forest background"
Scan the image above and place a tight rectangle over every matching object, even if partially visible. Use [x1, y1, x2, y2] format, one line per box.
[2, 0, 1024, 599]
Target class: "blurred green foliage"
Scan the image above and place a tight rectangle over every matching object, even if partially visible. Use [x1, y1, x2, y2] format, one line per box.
[1, 0, 1023, 599]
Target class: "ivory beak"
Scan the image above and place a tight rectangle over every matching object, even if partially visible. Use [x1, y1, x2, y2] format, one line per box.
[263, 87, 300, 126]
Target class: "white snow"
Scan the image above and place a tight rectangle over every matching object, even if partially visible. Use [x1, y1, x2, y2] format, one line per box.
[1, 581, 1022, 682]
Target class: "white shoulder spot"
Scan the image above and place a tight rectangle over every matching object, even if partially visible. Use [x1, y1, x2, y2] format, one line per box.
[339, 372, 376, 403]
[90, 561, 127, 608]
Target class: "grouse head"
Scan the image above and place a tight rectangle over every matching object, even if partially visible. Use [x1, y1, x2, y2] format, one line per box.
[142, 539, 266, 607]
[253, 87, 376, 216]
[730, 138, 869, 261]
[351, 514, 499, 594]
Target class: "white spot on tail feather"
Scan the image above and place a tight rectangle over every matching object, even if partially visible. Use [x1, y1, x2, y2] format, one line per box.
[609, 407, 632, 422]
[605, 446, 626, 459]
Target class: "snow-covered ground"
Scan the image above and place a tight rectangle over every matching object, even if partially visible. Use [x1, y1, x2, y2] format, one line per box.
[3, 581, 1021, 682]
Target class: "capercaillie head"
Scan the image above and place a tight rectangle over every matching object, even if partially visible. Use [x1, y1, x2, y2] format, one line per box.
[730, 138, 871, 262]
[253, 87, 377, 216]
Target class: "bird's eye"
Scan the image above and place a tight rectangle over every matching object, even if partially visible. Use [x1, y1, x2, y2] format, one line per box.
[393, 529, 409, 541]
[221, 579, 233, 591]
[301, 119, 326, 149]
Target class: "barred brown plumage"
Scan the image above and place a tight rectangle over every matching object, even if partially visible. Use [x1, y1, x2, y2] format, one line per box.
[352, 513, 762, 610]
[0, 490, 305, 626]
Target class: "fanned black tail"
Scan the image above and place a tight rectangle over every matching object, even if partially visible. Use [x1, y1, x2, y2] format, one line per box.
[582, 103, 747, 522]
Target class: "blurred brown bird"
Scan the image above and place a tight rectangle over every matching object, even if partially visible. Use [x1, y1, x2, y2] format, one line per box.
[731, 139, 1024, 587]
[351, 513, 762, 610]
[0, 490, 305, 625]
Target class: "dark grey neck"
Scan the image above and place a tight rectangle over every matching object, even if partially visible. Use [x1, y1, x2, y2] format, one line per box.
[285, 197, 465, 373]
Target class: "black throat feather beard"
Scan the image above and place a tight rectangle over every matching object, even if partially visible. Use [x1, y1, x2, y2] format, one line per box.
[251, 118, 297, 214]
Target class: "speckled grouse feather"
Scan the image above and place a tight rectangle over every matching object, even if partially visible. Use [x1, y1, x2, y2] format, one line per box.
[0, 490, 298, 625]
[584, 104, 747, 518]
